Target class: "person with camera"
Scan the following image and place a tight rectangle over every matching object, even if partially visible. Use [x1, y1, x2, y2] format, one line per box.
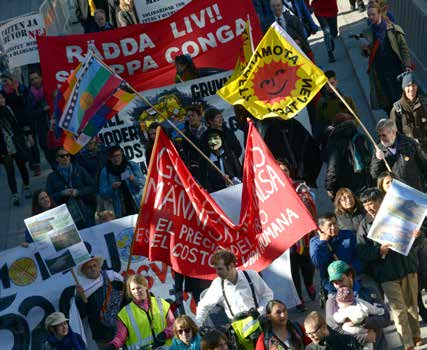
[109, 274, 175, 350]
[196, 250, 273, 327]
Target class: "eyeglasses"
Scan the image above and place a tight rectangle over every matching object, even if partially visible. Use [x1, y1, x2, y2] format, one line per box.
[177, 329, 191, 335]
[58, 154, 70, 158]
[306, 324, 323, 336]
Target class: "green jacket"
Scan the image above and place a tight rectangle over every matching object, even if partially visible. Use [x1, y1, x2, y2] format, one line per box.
[356, 216, 421, 283]
[362, 22, 411, 110]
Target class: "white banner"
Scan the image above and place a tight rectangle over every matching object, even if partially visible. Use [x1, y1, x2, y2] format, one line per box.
[0, 14, 45, 68]
[0, 215, 194, 350]
[0, 195, 297, 349]
[134, 0, 191, 24]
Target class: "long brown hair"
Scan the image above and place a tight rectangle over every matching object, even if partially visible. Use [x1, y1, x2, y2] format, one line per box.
[334, 188, 362, 216]
[32, 189, 55, 215]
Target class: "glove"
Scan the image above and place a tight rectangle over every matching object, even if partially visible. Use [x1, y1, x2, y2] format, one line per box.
[154, 331, 166, 347]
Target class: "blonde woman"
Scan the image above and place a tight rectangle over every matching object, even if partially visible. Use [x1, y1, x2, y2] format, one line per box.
[117, 0, 139, 27]
[110, 274, 175, 349]
[172, 315, 201, 350]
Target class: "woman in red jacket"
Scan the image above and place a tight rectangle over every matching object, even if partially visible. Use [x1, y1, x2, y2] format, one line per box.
[310, 0, 339, 62]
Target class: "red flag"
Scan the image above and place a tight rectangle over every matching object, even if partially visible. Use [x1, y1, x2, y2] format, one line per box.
[133, 122, 317, 279]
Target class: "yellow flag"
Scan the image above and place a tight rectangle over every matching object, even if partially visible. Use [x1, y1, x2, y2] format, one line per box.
[217, 23, 327, 120]
[228, 20, 254, 82]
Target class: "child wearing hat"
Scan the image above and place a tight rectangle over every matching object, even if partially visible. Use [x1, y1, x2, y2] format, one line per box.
[333, 287, 384, 350]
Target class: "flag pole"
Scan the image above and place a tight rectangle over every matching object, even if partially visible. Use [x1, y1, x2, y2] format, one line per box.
[93, 55, 234, 186]
[326, 80, 393, 173]
[70, 268, 87, 303]
[247, 16, 255, 53]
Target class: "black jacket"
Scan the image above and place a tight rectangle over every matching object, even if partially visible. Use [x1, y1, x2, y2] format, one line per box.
[371, 133, 427, 191]
[336, 205, 365, 233]
[0, 106, 28, 159]
[306, 328, 361, 350]
[356, 215, 421, 283]
[325, 121, 372, 196]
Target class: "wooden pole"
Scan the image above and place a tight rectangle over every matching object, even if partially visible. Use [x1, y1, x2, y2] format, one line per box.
[70, 268, 88, 303]
[94, 54, 234, 186]
[326, 80, 393, 173]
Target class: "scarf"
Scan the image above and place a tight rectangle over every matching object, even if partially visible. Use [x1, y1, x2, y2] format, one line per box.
[172, 333, 201, 350]
[372, 20, 387, 46]
[189, 124, 207, 140]
[30, 85, 45, 104]
[47, 329, 86, 350]
[106, 159, 128, 176]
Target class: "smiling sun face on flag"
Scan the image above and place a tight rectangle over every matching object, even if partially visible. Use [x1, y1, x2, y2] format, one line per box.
[251, 59, 300, 105]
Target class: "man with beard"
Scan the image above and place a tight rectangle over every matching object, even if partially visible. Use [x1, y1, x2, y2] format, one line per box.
[370, 119, 427, 191]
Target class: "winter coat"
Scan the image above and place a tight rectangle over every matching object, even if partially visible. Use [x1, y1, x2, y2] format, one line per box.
[325, 121, 373, 196]
[171, 333, 201, 350]
[281, 11, 311, 55]
[390, 94, 427, 153]
[336, 206, 365, 233]
[362, 23, 411, 110]
[46, 164, 96, 229]
[180, 122, 207, 184]
[370, 133, 427, 191]
[99, 160, 145, 217]
[255, 118, 321, 187]
[316, 90, 357, 126]
[310, 230, 362, 283]
[310, 0, 338, 17]
[356, 215, 422, 283]
[202, 147, 242, 193]
[306, 328, 361, 349]
[201, 124, 242, 160]
[2, 85, 31, 127]
[0, 106, 28, 160]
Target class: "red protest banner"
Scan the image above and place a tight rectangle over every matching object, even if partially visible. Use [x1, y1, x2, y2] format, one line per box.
[133, 122, 317, 279]
[36, 0, 262, 107]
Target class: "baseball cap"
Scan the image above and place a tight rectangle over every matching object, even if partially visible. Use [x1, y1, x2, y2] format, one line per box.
[328, 260, 351, 282]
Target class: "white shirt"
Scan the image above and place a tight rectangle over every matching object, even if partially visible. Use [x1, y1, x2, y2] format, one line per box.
[78, 270, 123, 298]
[196, 270, 274, 326]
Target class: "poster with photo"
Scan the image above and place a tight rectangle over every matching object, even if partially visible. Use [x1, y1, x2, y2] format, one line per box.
[367, 180, 427, 256]
[24, 204, 91, 274]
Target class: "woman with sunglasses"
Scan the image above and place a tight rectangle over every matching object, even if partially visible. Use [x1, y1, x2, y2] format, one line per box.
[109, 274, 175, 350]
[255, 300, 310, 350]
[172, 315, 201, 350]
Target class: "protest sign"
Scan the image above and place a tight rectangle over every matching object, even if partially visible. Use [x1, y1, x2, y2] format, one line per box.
[133, 122, 317, 278]
[0, 215, 193, 350]
[24, 205, 91, 275]
[368, 180, 427, 255]
[36, 0, 263, 107]
[0, 213, 297, 349]
[0, 13, 45, 68]
[134, 0, 191, 23]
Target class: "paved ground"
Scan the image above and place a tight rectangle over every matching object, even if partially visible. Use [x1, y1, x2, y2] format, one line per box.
[0, 1, 425, 349]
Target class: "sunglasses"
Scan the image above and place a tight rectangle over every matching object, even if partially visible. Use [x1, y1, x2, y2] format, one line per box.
[306, 324, 323, 336]
[58, 154, 70, 158]
[177, 329, 191, 335]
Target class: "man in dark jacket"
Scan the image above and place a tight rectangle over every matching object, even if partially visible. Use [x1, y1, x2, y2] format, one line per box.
[181, 103, 207, 183]
[305, 311, 362, 349]
[46, 147, 97, 229]
[390, 72, 427, 153]
[357, 188, 423, 349]
[310, 213, 362, 294]
[325, 118, 372, 199]
[371, 118, 427, 191]
[325, 260, 390, 349]
[269, 0, 311, 55]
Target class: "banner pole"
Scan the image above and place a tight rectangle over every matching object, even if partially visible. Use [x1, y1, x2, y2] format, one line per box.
[70, 268, 88, 303]
[93, 55, 234, 186]
[326, 80, 393, 173]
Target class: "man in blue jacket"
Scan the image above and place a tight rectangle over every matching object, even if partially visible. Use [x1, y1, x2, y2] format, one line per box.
[310, 212, 362, 293]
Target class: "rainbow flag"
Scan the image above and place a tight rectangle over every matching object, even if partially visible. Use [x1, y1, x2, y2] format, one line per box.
[56, 53, 135, 154]
[59, 54, 124, 134]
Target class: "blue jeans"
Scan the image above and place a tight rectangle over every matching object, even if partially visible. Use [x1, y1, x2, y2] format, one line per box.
[316, 16, 338, 53]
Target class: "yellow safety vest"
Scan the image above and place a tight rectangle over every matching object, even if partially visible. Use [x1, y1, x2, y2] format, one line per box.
[118, 296, 172, 350]
[231, 316, 262, 350]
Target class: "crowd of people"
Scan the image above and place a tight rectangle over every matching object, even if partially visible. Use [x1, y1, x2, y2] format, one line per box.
[1, 0, 426, 349]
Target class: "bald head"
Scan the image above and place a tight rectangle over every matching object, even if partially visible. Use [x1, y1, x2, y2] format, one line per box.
[270, 0, 283, 17]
